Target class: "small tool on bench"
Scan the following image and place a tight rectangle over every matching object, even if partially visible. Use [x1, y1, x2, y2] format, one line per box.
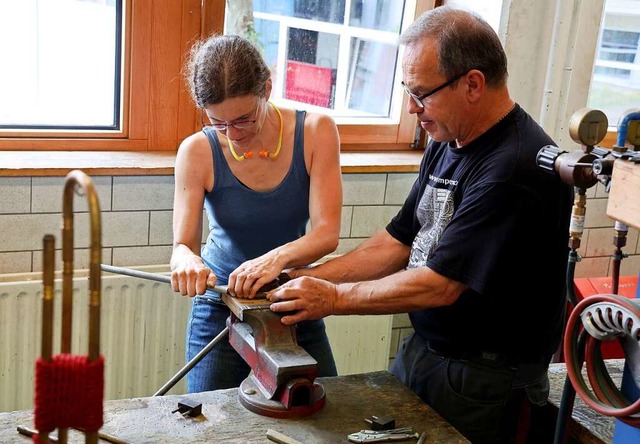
[348, 427, 419, 443]
[365, 415, 396, 430]
[171, 398, 202, 418]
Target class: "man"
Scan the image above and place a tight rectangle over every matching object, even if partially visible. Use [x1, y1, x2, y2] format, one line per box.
[268, 6, 572, 443]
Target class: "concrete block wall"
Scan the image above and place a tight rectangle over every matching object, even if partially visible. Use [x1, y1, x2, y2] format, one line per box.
[1, 173, 639, 364]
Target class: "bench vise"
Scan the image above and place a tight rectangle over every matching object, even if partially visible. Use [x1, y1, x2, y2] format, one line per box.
[222, 294, 326, 419]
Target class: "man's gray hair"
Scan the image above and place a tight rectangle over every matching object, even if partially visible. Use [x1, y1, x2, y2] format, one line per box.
[400, 6, 508, 87]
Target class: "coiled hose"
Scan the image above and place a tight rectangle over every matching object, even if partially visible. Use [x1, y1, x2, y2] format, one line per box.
[563, 294, 640, 427]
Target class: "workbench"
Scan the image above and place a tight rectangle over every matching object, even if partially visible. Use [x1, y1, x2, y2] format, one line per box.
[547, 359, 624, 444]
[0, 371, 469, 443]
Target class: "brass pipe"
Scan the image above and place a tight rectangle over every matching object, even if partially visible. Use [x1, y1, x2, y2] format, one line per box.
[42, 235, 55, 362]
[62, 170, 102, 362]
[38, 170, 103, 444]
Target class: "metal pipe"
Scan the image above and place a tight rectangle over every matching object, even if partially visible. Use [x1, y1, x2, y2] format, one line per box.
[42, 235, 55, 362]
[59, 170, 103, 444]
[153, 327, 229, 396]
[100, 264, 230, 295]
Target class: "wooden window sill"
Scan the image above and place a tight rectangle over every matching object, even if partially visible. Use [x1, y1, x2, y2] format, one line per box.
[0, 150, 423, 177]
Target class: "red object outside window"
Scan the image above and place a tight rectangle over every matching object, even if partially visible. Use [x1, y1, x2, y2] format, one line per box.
[285, 61, 335, 108]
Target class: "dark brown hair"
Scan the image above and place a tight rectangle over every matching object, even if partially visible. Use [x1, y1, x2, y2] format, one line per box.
[185, 34, 271, 108]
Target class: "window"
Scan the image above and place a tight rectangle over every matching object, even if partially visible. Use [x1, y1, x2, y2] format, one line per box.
[252, 0, 404, 119]
[0, 0, 430, 151]
[229, 0, 430, 148]
[588, 0, 640, 131]
[0, 0, 121, 130]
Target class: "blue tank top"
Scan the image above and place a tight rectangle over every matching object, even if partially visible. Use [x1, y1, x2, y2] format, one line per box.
[200, 110, 310, 286]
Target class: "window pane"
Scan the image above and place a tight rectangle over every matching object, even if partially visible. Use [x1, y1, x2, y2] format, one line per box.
[239, 1, 406, 120]
[0, 0, 121, 130]
[254, 0, 346, 25]
[588, 0, 640, 126]
[349, 0, 404, 33]
[347, 38, 397, 116]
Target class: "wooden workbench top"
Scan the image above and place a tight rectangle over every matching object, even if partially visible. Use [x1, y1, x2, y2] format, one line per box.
[0, 371, 468, 443]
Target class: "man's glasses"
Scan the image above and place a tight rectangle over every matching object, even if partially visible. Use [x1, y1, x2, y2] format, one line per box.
[401, 71, 468, 108]
[202, 105, 260, 131]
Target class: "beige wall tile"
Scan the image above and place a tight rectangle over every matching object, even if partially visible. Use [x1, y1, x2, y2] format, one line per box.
[623, 228, 639, 254]
[351, 206, 401, 237]
[620, 255, 640, 277]
[102, 212, 150, 247]
[202, 210, 210, 243]
[392, 313, 412, 329]
[574, 256, 610, 278]
[149, 211, 173, 245]
[0, 178, 30, 214]
[584, 227, 619, 257]
[594, 182, 609, 199]
[632, 228, 640, 254]
[32, 248, 113, 272]
[112, 246, 173, 267]
[340, 206, 353, 238]
[342, 174, 386, 205]
[384, 173, 417, 205]
[0, 213, 62, 251]
[584, 225, 638, 258]
[336, 238, 366, 255]
[584, 198, 615, 228]
[0, 252, 32, 274]
[388, 328, 401, 364]
[112, 176, 174, 211]
[32, 176, 112, 213]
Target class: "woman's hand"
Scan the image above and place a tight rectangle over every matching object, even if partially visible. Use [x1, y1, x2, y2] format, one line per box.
[171, 255, 217, 297]
[229, 252, 284, 298]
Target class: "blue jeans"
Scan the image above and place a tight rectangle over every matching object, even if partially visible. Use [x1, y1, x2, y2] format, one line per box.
[390, 333, 552, 444]
[186, 295, 337, 393]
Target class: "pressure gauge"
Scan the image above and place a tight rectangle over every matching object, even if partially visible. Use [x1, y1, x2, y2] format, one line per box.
[568, 108, 608, 147]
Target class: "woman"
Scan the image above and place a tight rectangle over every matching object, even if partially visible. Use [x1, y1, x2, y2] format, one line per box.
[170, 34, 342, 392]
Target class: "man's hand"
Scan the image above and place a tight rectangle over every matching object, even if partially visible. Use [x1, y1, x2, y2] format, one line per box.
[267, 276, 338, 325]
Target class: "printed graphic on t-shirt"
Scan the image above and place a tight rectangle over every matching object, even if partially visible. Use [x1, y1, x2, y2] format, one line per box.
[408, 183, 455, 269]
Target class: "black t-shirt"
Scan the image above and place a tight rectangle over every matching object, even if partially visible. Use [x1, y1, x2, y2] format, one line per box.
[387, 104, 573, 363]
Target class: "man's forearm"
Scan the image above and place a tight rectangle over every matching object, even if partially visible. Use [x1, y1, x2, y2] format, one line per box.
[304, 230, 410, 283]
[332, 267, 466, 315]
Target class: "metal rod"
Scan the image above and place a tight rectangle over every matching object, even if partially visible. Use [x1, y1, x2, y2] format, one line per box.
[100, 264, 229, 295]
[42, 236, 55, 362]
[153, 327, 229, 396]
[18, 425, 58, 443]
[18, 426, 128, 444]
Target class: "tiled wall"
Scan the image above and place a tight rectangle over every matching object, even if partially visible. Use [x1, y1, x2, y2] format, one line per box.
[1, 173, 639, 365]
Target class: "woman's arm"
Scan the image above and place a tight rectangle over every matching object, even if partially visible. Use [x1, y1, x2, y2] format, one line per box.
[170, 133, 217, 297]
